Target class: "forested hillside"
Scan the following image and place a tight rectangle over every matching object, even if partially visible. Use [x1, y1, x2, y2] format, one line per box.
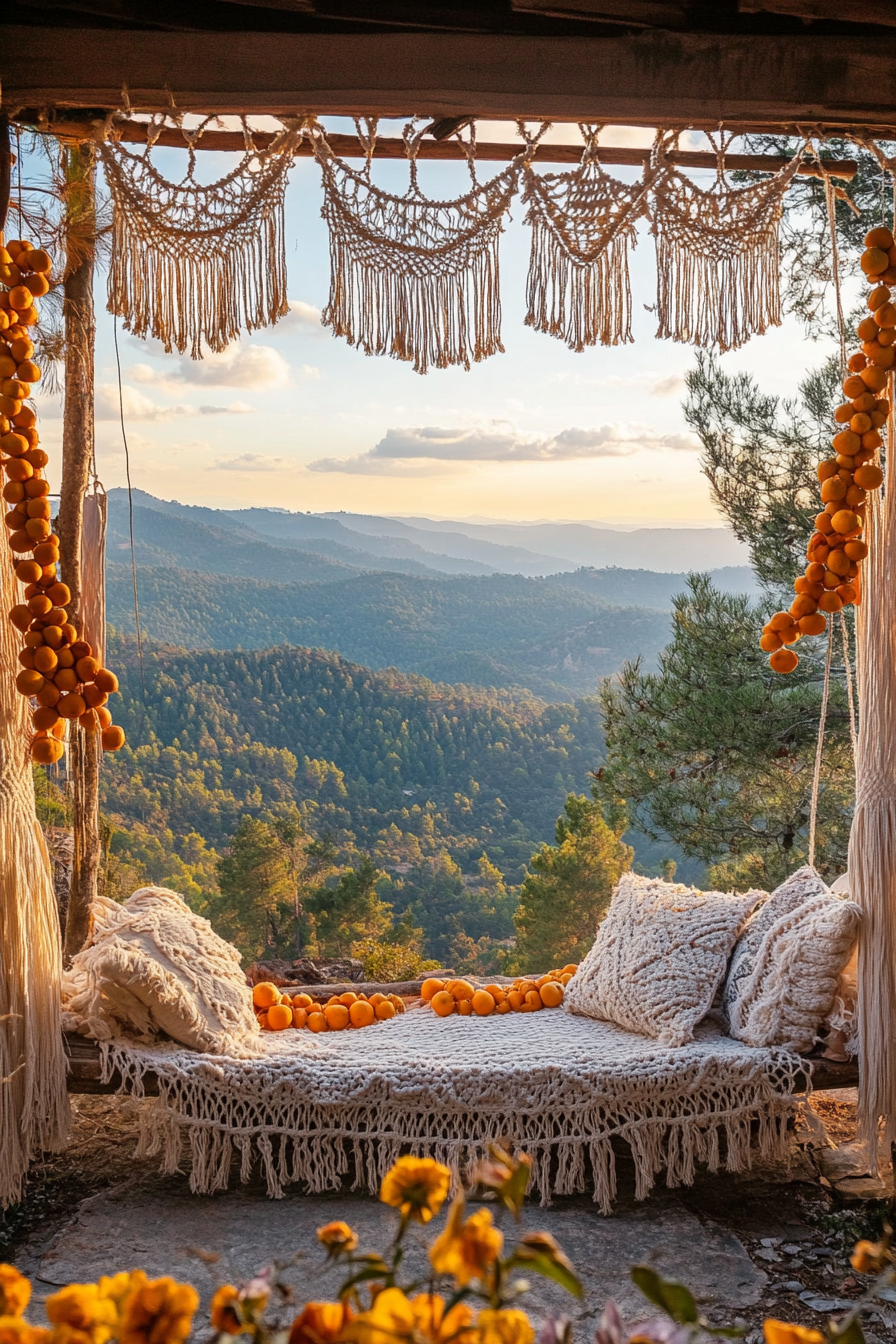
[107, 564, 673, 699]
[83, 637, 660, 967]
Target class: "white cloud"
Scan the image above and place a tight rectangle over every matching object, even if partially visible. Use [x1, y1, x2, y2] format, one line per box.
[131, 342, 290, 390]
[211, 453, 291, 472]
[307, 421, 700, 474]
[278, 300, 325, 335]
[301, 364, 322, 379]
[652, 375, 686, 397]
[96, 385, 253, 421]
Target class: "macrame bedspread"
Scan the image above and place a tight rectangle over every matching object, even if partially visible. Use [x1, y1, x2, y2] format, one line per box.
[98, 1009, 803, 1211]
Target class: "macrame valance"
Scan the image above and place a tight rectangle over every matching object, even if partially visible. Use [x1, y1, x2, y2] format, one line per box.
[100, 118, 300, 359]
[649, 131, 806, 352]
[314, 120, 520, 375]
[522, 124, 656, 351]
[98, 118, 815, 368]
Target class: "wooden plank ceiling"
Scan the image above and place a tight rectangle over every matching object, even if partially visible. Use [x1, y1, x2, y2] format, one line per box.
[2, 0, 896, 130]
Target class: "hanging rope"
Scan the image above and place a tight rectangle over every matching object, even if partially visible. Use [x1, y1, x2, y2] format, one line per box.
[807, 619, 835, 870]
[840, 610, 858, 757]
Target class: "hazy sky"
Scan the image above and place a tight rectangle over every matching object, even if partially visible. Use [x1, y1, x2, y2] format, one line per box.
[29, 121, 837, 525]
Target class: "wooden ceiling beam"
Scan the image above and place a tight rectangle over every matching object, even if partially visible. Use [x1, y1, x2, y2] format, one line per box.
[21, 117, 860, 177]
[3, 27, 896, 130]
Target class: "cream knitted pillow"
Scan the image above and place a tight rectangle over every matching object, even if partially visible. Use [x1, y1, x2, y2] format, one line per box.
[64, 886, 260, 1056]
[722, 865, 860, 1052]
[564, 873, 760, 1046]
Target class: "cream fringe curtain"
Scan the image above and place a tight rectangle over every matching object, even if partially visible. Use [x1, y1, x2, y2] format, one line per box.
[0, 548, 70, 1208]
[522, 126, 654, 350]
[100, 120, 300, 359]
[81, 489, 107, 671]
[650, 132, 806, 351]
[315, 126, 519, 375]
[851, 372, 896, 1162]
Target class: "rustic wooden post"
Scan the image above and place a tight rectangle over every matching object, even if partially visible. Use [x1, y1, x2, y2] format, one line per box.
[59, 141, 102, 962]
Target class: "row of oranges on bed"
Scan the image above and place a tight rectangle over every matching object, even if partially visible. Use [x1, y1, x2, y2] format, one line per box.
[0, 237, 126, 759]
[419, 966, 577, 1017]
[762, 224, 892, 673]
[253, 980, 407, 1032]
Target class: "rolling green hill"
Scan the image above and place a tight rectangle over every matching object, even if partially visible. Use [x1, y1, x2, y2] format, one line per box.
[107, 563, 673, 700]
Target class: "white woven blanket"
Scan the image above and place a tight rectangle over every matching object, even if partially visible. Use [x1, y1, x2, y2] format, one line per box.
[100, 1008, 804, 1211]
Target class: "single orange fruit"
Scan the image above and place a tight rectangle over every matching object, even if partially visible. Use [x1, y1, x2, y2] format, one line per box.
[267, 1003, 293, 1031]
[430, 991, 455, 1017]
[507, 990, 525, 1011]
[562, 964, 578, 975]
[525, 990, 543, 1011]
[325, 1004, 350, 1031]
[350, 1000, 375, 1028]
[307, 1012, 329, 1033]
[420, 978, 444, 1002]
[375, 999, 396, 1020]
[388, 994, 405, 1013]
[292, 1008, 308, 1029]
[451, 980, 475, 1001]
[471, 990, 496, 1016]
[457, 999, 473, 1016]
[770, 647, 800, 673]
[495, 1000, 512, 1014]
[293, 992, 313, 1008]
[339, 992, 358, 1006]
[540, 981, 564, 1008]
[253, 982, 280, 1009]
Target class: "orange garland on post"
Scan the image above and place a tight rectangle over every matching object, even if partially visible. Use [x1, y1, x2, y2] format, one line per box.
[762, 224, 894, 673]
[0, 239, 125, 761]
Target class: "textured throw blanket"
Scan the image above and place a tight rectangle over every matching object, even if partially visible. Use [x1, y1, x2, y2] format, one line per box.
[100, 1008, 803, 1210]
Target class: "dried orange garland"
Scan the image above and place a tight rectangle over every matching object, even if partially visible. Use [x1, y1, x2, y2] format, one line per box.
[0, 239, 126, 762]
[762, 224, 892, 674]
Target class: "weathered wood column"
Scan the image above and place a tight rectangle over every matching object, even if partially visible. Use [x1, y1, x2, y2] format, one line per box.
[59, 141, 102, 961]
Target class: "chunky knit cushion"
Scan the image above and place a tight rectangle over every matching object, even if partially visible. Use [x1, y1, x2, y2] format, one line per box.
[723, 866, 861, 1052]
[564, 873, 760, 1046]
[63, 886, 260, 1055]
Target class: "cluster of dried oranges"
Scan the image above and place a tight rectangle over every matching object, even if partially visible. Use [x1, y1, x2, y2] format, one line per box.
[762, 226, 892, 674]
[420, 968, 577, 1017]
[0, 240, 125, 762]
[253, 980, 406, 1031]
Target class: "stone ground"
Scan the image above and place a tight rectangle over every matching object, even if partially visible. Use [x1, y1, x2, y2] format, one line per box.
[2, 1090, 895, 1342]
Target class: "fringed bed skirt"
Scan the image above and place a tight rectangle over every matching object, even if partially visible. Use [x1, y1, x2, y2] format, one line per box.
[97, 1011, 803, 1212]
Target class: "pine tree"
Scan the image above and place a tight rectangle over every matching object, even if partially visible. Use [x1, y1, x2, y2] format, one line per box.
[510, 794, 632, 971]
[305, 855, 393, 958]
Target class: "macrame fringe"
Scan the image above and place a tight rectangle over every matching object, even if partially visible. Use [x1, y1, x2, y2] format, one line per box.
[326, 231, 503, 375]
[101, 1038, 799, 1212]
[525, 222, 632, 350]
[0, 543, 70, 1208]
[100, 127, 297, 359]
[106, 208, 288, 359]
[653, 233, 782, 352]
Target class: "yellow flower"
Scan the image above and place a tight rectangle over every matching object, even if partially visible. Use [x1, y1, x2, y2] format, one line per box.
[45, 1285, 119, 1344]
[0, 1267, 31, 1318]
[379, 1158, 451, 1225]
[476, 1311, 535, 1344]
[210, 1287, 243, 1336]
[341, 1288, 416, 1344]
[850, 1239, 892, 1274]
[317, 1222, 359, 1256]
[763, 1323, 825, 1344]
[290, 1301, 353, 1344]
[409, 1294, 475, 1344]
[118, 1273, 199, 1344]
[0, 1318, 49, 1344]
[95, 1276, 137, 1315]
[429, 1201, 503, 1286]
